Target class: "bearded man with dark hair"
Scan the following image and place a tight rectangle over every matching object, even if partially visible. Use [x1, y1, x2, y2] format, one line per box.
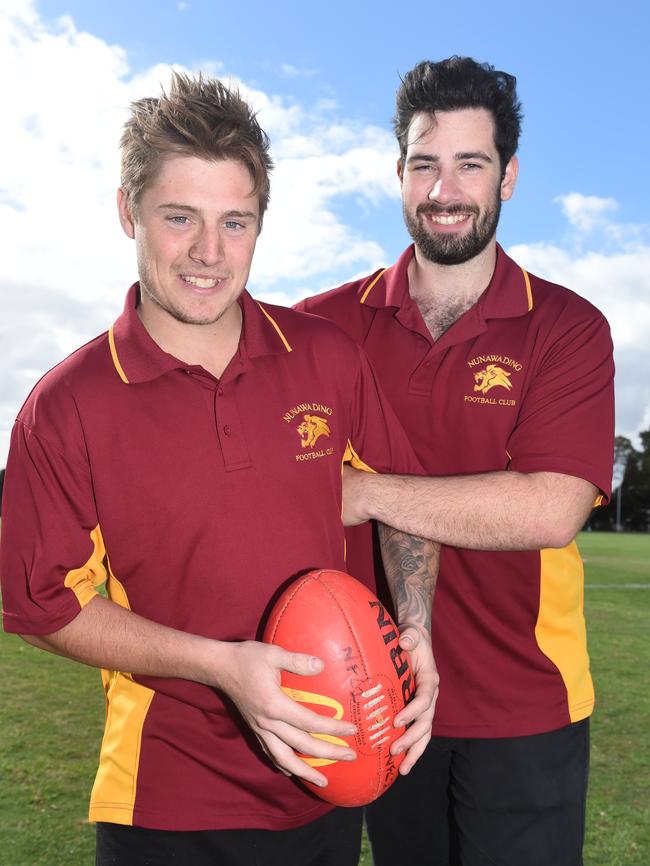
[299, 55, 614, 866]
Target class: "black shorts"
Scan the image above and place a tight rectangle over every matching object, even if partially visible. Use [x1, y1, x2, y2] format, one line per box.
[365, 719, 590, 866]
[95, 805, 362, 866]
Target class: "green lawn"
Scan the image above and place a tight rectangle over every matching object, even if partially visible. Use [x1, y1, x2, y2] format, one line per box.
[1, 532, 648, 865]
[0, 638, 102, 864]
[580, 532, 650, 865]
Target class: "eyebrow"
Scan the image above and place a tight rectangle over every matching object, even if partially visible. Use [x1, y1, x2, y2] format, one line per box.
[456, 151, 493, 163]
[406, 151, 494, 165]
[157, 203, 258, 220]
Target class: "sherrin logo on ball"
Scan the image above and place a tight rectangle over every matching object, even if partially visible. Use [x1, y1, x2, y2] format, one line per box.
[262, 569, 414, 807]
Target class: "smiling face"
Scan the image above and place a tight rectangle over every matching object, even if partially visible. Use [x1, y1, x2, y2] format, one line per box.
[398, 108, 517, 266]
[118, 154, 260, 340]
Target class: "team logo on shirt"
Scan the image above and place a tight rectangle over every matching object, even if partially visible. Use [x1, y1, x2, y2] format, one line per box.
[473, 364, 513, 395]
[297, 414, 331, 448]
[283, 402, 335, 462]
[464, 354, 522, 407]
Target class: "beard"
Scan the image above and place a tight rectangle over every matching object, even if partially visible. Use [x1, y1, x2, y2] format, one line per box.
[403, 192, 501, 266]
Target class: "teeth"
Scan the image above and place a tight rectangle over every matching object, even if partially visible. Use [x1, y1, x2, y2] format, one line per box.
[429, 214, 467, 225]
[182, 276, 221, 288]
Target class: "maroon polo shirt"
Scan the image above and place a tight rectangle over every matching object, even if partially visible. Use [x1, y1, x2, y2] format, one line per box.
[297, 244, 615, 738]
[1, 285, 420, 830]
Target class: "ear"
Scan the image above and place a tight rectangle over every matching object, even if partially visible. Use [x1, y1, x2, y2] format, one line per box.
[117, 188, 136, 239]
[500, 156, 518, 202]
[396, 157, 404, 186]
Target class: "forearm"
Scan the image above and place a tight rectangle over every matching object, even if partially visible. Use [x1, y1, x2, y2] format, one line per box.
[21, 594, 359, 784]
[377, 525, 439, 769]
[377, 525, 438, 633]
[21, 594, 226, 688]
[356, 471, 597, 550]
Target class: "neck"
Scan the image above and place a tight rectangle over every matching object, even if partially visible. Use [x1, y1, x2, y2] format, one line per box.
[137, 299, 243, 379]
[410, 240, 497, 302]
[408, 240, 498, 342]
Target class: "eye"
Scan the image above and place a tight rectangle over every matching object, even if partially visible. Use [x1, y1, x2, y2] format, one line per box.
[224, 220, 245, 230]
[168, 215, 190, 225]
[461, 163, 482, 171]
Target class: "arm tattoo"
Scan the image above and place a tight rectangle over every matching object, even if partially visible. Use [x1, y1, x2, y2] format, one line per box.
[377, 524, 439, 634]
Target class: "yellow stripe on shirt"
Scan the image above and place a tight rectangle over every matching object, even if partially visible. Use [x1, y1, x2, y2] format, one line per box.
[535, 543, 594, 722]
[256, 303, 293, 352]
[108, 325, 130, 384]
[89, 560, 154, 826]
[342, 439, 377, 473]
[359, 269, 387, 305]
[521, 268, 534, 312]
[63, 524, 107, 608]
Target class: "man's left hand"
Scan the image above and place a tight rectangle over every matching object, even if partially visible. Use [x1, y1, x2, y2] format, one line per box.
[389, 623, 438, 774]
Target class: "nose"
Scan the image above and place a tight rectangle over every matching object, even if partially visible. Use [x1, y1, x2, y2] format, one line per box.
[189, 226, 224, 265]
[428, 170, 461, 203]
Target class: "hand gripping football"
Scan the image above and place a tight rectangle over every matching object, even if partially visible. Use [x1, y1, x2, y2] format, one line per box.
[263, 569, 414, 807]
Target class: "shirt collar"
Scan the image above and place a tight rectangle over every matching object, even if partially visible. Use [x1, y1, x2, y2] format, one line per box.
[108, 284, 292, 384]
[360, 243, 534, 321]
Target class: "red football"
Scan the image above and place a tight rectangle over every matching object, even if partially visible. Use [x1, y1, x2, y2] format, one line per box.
[263, 569, 414, 807]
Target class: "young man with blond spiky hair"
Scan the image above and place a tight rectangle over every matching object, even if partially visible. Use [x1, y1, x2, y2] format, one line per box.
[0, 73, 439, 866]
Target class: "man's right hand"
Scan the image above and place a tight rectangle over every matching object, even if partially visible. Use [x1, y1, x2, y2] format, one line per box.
[213, 640, 359, 787]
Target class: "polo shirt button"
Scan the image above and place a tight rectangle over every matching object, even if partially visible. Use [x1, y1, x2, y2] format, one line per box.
[217, 387, 224, 396]
[223, 424, 232, 436]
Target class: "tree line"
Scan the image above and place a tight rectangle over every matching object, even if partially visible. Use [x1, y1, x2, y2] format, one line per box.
[586, 428, 650, 532]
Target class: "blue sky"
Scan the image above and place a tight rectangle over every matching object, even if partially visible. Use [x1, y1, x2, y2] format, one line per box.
[1, 0, 649, 464]
[34, 0, 650, 253]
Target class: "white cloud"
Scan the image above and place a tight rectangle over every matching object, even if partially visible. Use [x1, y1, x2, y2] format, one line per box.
[279, 63, 316, 80]
[0, 2, 132, 306]
[0, 2, 647, 466]
[253, 142, 398, 288]
[0, 2, 398, 465]
[555, 192, 618, 233]
[507, 238, 650, 446]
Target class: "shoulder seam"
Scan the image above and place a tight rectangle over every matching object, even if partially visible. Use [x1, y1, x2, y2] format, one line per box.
[12, 417, 92, 475]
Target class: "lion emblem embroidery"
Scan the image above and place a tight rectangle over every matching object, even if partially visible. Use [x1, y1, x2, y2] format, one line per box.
[297, 414, 331, 448]
[473, 364, 513, 395]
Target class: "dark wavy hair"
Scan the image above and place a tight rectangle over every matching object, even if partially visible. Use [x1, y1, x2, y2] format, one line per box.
[394, 56, 523, 174]
[120, 71, 273, 226]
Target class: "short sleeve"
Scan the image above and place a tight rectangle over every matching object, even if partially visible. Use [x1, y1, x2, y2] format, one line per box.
[1, 416, 104, 635]
[507, 309, 615, 500]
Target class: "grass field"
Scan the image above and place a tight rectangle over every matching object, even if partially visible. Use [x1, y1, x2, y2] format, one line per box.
[1, 532, 648, 865]
[578, 532, 650, 866]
